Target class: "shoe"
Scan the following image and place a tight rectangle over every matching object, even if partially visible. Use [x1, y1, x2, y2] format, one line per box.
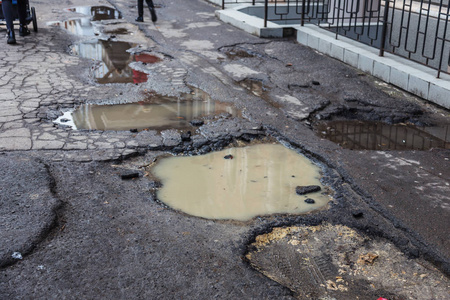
[19, 25, 31, 37]
[6, 30, 16, 44]
[135, 16, 144, 22]
[149, 7, 157, 22]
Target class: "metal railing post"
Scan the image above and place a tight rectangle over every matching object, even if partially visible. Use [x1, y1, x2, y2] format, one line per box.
[222, 0, 225, 10]
[253, 0, 256, 5]
[264, 0, 268, 27]
[436, 2, 450, 78]
[379, 0, 390, 56]
[301, 0, 306, 26]
[335, 0, 342, 39]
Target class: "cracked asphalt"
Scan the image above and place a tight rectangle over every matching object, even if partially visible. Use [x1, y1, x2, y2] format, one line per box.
[1, 0, 449, 299]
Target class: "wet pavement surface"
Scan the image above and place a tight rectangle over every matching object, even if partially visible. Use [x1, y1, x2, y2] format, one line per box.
[0, 0, 449, 299]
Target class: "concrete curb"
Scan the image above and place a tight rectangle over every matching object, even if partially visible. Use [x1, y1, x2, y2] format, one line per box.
[215, 5, 284, 38]
[216, 4, 450, 109]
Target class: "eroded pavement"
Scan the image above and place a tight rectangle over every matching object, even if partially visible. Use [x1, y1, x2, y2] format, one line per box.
[0, 0, 449, 298]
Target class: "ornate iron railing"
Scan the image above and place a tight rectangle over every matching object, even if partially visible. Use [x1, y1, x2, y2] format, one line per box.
[222, 0, 450, 77]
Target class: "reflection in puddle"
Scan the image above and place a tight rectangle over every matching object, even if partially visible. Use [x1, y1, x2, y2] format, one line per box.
[315, 120, 450, 150]
[53, 6, 122, 36]
[53, 5, 155, 84]
[54, 89, 238, 131]
[151, 144, 330, 221]
[71, 41, 160, 84]
[67, 6, 122, 21]
[53, 18, 96, 37]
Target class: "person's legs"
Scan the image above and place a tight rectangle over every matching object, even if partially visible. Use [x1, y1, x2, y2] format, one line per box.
[145, 0, 157, 22]
[17, 0, 30, 36]
[136, 0, 144, 22]
[1, 0, 16, 44]
[2, 0, 14, 30]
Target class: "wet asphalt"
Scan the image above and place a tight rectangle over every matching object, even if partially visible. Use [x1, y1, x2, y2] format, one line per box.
[0, 0, 449, 299]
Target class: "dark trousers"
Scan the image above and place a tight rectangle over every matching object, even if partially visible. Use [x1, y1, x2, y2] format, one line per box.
[137, 0, 155, 17]
[2, 0, 27, 31]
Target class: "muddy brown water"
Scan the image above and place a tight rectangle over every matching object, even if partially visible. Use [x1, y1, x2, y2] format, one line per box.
[53, 89, 238, 131]
[151, 144, 331, 221]
[315, 120, 450, 150]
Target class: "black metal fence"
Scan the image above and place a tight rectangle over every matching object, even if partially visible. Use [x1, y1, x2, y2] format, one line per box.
[222, 0, 450, 77]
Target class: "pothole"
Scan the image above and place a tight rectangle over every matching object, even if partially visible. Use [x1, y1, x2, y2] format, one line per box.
[225, 48, 257, 59]
[67, 6, 122, 21]
[246, 224, 450, 299]
[103, 28, 130, 35]
[239, 78, 280, 108]
[71, 40, 160, 84]
[314, 120, 450, 150]
[53, 88, 238, 131]
[150, 143, 332, 221]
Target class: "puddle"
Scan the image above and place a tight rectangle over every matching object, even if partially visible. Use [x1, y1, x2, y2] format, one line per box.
[103, 28, 130, 35]
[54, 88, 238, 131]
[52, 18, 97, 37]
[315, 120, 450, 150]
[239, 78, 280, 108]
[52, 6, 122, 36]
[151, 144, 330, 221]
[225, 48, 256, 59]
[67, 6, 122, 21]
[71, 41, 160, 84]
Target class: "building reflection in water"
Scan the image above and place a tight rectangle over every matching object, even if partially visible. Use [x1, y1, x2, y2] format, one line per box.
[71, 40, 160, 84]
[67, 6, 122, 21]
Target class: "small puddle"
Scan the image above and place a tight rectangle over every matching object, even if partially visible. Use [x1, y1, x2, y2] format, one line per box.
[71, 41, 160, 84]
[315, 120, 450, 150]
[67, 6, 122, 21]
[225, 48, 257, 59]
[54, 88, 238, 131]
[239, 78, 280, 108]
[103, 28, 130, 35]
[151, 144, 330, 221]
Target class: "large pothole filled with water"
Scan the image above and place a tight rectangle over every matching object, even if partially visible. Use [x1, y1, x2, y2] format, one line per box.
[150, 143, 332, 221]
[314, 120, 450, 150]
[54, 88, 238, 131]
